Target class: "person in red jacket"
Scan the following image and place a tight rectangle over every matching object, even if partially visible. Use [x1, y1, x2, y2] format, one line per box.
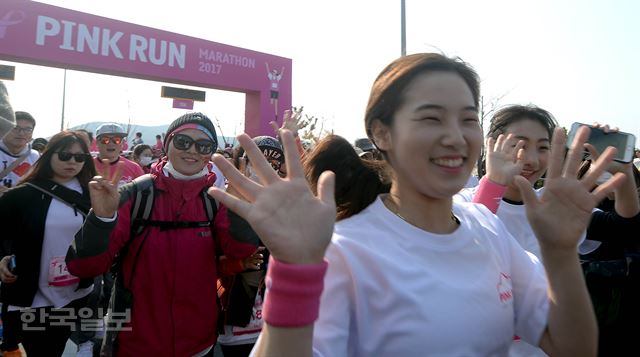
[93, 123, 144, 186]
[66, 113, 257, 357]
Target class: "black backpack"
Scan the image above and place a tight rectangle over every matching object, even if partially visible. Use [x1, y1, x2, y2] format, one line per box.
[120, 174, 218, 234]
[102, 174, 219, 356]
[111, 174, 219, 275]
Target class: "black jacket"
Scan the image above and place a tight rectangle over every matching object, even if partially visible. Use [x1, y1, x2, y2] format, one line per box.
[0, 179, 93, 307]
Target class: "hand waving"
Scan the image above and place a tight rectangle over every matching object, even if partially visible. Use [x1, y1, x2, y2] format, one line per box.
[89, 159, 124, 218]
[485, 134, 525, 185]
[515, 126, 626, 251]
[208, 130, 336, 264]
[270, 109, 304, 138]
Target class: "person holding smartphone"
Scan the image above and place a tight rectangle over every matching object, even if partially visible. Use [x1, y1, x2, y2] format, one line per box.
[0, 130, 96, 357]
[455, 106, 640, 355]
[576, 144, 640, 355]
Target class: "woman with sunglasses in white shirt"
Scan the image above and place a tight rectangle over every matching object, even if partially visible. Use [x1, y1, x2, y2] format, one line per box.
[0, 130, 96, 357]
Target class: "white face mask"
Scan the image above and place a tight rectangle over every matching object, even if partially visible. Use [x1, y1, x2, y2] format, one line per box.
[139, 156, 154, 166]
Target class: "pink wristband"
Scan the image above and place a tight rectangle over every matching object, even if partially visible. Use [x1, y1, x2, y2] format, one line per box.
[473, 176, 507, 214]
[263, 256, 328, 327]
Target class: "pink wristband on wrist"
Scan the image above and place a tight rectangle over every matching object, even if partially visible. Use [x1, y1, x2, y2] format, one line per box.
[263, 256, 328, 327]
[473, 176, 507, 214]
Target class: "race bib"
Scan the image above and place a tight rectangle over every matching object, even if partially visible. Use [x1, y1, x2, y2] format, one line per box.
[48, 256, 80, 286]
[232, 293, 264, 336]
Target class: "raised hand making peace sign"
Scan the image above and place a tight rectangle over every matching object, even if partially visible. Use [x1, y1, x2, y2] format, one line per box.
[89, 159, 124, 218]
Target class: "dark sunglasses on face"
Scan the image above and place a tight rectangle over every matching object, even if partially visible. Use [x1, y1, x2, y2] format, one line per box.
[98, 136, 123, 145]
[56, 151, 89, 163]
[172, 133, 215, 155]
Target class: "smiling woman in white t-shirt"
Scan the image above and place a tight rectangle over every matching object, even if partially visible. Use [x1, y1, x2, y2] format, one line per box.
[206, 53, 625, 357]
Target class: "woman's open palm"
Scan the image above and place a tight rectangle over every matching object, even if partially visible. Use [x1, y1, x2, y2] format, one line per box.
[209, 131, 336, 264]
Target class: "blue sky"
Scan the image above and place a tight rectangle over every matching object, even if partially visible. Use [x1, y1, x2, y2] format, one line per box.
[2, 0, 639, 146]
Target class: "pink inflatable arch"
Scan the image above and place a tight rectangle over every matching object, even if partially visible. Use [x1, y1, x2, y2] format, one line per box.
[0, 0, 291, 136]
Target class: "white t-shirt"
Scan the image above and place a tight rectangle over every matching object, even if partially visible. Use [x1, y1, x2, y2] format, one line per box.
[311, 197, 549, 357]
[455, 188, 544, 259]
[455, 187, 593, 260]
[31, 178, 93, 308]
[455, 186, 592, 357]
[0, 141, 40, 189]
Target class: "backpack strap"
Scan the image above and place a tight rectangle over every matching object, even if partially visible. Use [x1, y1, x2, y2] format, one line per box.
[25, 181, 91, 217]
[202, 186, 219, 222]
[110, 174, 155, 279]
[137, 220, 211, 230]
[112, 178, 220, 278]
[118, 174, 155, 236]
[129, 187, 218, 231]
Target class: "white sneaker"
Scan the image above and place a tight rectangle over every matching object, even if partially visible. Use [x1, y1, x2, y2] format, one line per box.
[76, 340, 94, 357]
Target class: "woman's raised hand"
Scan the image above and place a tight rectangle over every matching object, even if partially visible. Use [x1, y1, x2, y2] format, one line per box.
[485, 134, 526, 185]
[209, 130, 336, 265]
[270, 109, 304, 138]
[516, 126, 626, 251]
[89, 159, 123, 218]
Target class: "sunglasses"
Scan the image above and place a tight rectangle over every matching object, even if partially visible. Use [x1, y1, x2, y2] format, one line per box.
[172, 133, 215, 155]
[98, 136, 123, 145]
[56, 151, 89, 163]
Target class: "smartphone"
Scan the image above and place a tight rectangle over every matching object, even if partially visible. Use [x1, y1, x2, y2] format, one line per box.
[8, 255, 16, 274]
[566, 122, 636, 163]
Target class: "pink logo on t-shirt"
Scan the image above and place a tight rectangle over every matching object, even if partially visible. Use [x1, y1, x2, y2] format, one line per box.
[497, 272, 513, 304]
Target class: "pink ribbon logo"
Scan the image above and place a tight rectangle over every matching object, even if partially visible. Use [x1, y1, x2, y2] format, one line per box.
[0, 10, 25, 39]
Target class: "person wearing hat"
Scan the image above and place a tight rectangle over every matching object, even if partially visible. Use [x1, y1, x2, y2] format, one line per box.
[86, 124, 143, 354]
[217, 135, 283, 356]
[66, 112, 258, 356]
[354, 137, 381, 160]
[245, 136, 285, 177]
[77, 122, 143, 356]
[31, 137, 48, 154]
[94, 123, 144, 187]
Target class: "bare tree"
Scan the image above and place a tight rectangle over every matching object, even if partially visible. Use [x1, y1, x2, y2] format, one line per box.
[292, 106, 332, 143]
